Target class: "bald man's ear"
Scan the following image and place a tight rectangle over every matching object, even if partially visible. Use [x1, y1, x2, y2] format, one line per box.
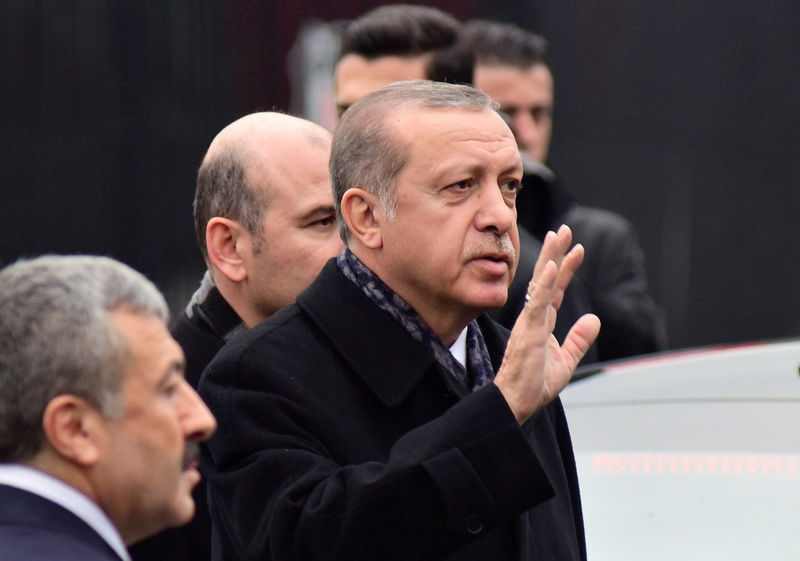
[206, 217, 249, 283]
[41, 395, 104, 467]
[341, 188, 383, 249]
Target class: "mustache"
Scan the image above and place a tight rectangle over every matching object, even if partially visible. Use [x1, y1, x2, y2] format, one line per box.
[182, 440, 201, 470]
[466, 235, 516, 264]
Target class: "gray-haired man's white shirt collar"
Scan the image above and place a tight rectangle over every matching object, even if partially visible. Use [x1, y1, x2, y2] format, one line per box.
[0, 463, 131, 561]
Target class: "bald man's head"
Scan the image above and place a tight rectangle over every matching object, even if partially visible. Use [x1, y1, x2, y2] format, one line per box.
[193, 112, 343, 325]
[194, 113, 332, 257]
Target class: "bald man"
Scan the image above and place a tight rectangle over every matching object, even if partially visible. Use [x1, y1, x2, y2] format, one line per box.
[171, 112, 343, 389]
[129, 112, 343, 561]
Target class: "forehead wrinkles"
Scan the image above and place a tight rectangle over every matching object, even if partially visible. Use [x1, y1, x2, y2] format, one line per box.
[424, 143, 520, 184]
[396, 112, 518, 172]
[395, 106, 512, 143]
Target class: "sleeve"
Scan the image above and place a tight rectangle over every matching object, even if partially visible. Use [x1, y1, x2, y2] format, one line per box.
[576, 210, 667, 360]
[198, 346, 557, 561]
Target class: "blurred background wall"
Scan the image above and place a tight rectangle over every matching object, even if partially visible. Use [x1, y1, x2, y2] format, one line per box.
[3, 1, 799, 351]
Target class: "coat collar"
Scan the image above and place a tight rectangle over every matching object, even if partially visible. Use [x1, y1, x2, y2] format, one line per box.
[195, 284, 246, 341]
[296, 260, 509, 408]
[297, 259, 437, 407]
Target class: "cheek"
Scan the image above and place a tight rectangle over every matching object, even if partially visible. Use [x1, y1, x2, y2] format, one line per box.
[131, 411, 184, 457]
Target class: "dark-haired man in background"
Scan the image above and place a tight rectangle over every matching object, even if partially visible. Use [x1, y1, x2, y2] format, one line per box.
[465, 20, 667, 360]
[334, 4, 473, 118]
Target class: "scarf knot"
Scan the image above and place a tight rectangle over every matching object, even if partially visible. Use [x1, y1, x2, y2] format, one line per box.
[337, 248, 494, 390]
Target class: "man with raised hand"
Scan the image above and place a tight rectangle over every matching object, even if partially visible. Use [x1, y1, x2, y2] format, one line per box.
[200, 80, 599, 561]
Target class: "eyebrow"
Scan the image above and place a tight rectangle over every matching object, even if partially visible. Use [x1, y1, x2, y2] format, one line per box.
[301, 205, 336, 220]
[157, 358, 186, 386]
[502, 162, 525, 177]
[433, 160, 524, 184]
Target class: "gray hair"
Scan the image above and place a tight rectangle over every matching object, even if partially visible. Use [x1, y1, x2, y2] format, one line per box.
[0, 255, 169, 462]
[330, 79, 496, 240]
[194, 149, 267, 260]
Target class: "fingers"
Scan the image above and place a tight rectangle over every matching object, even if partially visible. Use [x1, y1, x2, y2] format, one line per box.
[560, 313, 602, 372]
[551, 243, 584, 310]
[495, 225, 596, 425]
[495, 261, 557, 423]
[529, 226, 580, 312]
[523, 259, 557, 325]
[533, 225, 572, 280]
[560, 243, 584, 285]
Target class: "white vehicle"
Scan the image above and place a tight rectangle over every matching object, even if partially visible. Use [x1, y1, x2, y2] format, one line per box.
[562, 340, 800, 560]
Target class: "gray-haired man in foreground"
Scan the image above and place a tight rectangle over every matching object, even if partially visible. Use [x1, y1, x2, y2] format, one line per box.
[0, 255, 216, 560]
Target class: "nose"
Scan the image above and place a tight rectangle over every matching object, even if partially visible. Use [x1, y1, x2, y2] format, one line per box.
[474, 181, 516, 235]
[177, 379, 217, 442]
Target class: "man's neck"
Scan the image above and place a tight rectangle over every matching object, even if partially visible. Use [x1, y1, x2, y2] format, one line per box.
[349, 247, 475, 346]
[210, 271, 265, 328]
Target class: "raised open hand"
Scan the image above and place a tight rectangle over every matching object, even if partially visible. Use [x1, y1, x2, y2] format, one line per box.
[494, 225, 601, 423]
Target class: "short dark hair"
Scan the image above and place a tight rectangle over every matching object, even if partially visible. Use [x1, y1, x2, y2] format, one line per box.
[463, 20, 550, 70]
[340, 4, 473, 85]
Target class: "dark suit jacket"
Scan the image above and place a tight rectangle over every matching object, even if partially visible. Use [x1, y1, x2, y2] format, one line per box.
[0, 483, 123, 561]
[130, 284, 243, 561]
[199, 260, 586, 561]
[517, 169, 666, 360]
[562, 205, 667, 359]
[171, 284, 245, 390]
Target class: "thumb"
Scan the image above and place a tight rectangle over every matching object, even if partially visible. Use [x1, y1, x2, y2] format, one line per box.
[560, 313, 601, 371]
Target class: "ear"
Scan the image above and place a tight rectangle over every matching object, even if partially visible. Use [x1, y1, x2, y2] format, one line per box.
[206, 217, 249, 283]
[341, 188, 383, 249]
[41, 395, 105, 467]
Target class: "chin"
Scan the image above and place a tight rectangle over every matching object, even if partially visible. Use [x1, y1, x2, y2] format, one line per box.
[464, 289, 508, 311]
[164, 480, 198, 527]
[167, 496, 196, 528]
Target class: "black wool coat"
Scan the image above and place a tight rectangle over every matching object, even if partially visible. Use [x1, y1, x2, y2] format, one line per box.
[199, 259, 586, 561]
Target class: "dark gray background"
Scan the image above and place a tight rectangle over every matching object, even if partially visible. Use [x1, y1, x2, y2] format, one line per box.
[3, 1, 798, 351]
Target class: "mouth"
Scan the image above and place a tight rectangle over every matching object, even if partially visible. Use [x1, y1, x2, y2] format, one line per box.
[474, 252, 512, 266]
[470, 252, 514, 278]
[470, 247, 515, 269]
[182, 441, 201, 472]
[466, 236, 517, 279]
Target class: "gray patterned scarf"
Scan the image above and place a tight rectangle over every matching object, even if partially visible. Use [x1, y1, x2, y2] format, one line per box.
[337, 248, 494, 390]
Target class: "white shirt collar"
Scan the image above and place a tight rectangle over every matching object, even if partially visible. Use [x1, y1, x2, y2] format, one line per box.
[0, 464, 131, 561]
[448, 326, 469, 368]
